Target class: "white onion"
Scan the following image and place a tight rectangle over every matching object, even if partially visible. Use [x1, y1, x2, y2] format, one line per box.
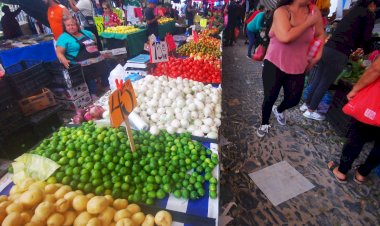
[149, 126, 159, 135]
[192, 130, 204, 137]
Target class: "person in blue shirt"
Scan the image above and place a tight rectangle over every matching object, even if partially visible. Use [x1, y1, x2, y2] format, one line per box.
[56, 16, 109, 101]
[246, 7, 265, 58]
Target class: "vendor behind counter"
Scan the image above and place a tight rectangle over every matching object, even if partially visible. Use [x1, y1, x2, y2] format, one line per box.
[1, 6, 23, 39]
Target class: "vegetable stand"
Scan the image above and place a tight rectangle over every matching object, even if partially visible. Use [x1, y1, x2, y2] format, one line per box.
[158, 21, 176, 40]
[100, 29, 148, 58]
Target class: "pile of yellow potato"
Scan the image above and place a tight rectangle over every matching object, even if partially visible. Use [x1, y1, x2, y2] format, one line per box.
[104, 26, 140, 34]
[0, 178, 172, 226]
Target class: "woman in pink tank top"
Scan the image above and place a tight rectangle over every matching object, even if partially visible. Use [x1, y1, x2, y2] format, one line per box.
[256, 0, 324, 138]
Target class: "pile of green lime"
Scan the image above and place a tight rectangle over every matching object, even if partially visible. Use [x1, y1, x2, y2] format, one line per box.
[30, 122, 218, 204]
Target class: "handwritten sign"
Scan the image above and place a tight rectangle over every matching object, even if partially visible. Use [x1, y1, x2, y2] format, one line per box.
[109, 80, 137, 127]
[200, 18, 208, 28]
[193, 30, 199, 43]
[94, 16, 104, 35]
[109, 80, 137, 151]
[149, 35, 169, 63]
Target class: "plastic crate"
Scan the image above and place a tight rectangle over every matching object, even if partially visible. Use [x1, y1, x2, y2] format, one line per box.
[45, 62, 85, 89]
[5, 60, 51, 98]
[0, 99, 24, 137]
[326, 79, 356, 137]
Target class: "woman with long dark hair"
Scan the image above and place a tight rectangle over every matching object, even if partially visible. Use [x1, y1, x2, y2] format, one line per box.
[301, 0, 378, 120]
[256, 0, 324, 137]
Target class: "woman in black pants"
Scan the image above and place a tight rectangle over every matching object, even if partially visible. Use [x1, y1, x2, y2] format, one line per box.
[327, 57, 380, 184]
[301, 0, 377, 120]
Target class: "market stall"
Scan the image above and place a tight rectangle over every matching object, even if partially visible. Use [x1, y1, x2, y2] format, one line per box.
[158, 21, 176, 40]
[0, 35, 56, 67]
[100, 28, 148, 58]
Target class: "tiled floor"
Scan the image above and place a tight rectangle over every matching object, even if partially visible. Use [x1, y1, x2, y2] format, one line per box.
[219, 41, 380, 226]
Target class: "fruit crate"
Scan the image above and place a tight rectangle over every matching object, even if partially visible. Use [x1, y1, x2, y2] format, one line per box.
[45, 62, 85, 89]
[5, 60, 51, 99]
[326, 79, 356, 137]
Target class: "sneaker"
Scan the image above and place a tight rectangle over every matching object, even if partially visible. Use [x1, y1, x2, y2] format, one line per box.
[246, 55, 251, 59]
[272, 106, 286, 125]
[299, 103, 308, 112]
[303, 110, 326, 121]
[257, 125, 271, 138]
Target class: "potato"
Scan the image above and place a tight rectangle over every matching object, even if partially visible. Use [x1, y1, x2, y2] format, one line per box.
[56, 198, 70, 213]
[30, 215, 46, 224]
[6, 202, 24, 214]
[62, 211, 77, 226]
[98, 207, 115, 226]
[64, 191, 78, 202]
[75, 190, 84, 195]
[0, 209, 7, 223]
[19, 188, 44, 208]
[25, 222, 43, 226]
[86, 218, 102, 226]
[73, 195, 89, 212]
[0, 201, 12, 211]
[0, 195, 8, 202]
[115, 218, 134, 226]
[154, 210, 172, 226]
[54, 185, 72, 199]
[2, 212, 22, 226]
[9, 185, 22, 196]
[8, 193, 21, 202]
[47, 213, 65, 226]
[126, 204, 140, 215]
[73, 212, 92, 226]
[104, 195, 114, 206]
[87, 196, 108, 214]
[28, 181, 47, 191]
[131, 212, 145, 225]
[109, 223, 116, 226]
[34, 201, 55, 221]
[19, 178, 36, 191]
[114, 209, 132, 222]
[113, 199, 128, 210]
[86, 193, 95, 199]
[44, 194, 57, 203]
[45, 184, 59, 194]
[20, 211, 32, 224]
[141, 214, 154, 226]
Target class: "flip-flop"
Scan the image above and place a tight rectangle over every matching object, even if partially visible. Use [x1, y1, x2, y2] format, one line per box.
[327, 161, 347, 184]
[353, 170, 366, 185]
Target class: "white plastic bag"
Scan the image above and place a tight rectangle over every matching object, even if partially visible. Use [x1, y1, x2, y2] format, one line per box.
[108, 64, 125, 91]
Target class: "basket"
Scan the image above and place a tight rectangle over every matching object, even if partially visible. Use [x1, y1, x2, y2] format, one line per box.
[45, 62, 85, 89]
[5, 60, 51, 99]
[326, 79, 356, 137]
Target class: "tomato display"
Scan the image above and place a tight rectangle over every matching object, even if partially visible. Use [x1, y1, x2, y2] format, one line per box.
[153, 57, 221, 84]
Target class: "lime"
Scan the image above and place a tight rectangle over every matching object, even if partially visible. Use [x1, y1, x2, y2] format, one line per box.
[173, 190, 181, 199]
[210, 177, 217, 184]
[46, 176, 57, 184]
[156, 189, 166, 199]
[95, 185, 105, 195]
[181, 190, 189, 199]
[209, 191, 217, 199]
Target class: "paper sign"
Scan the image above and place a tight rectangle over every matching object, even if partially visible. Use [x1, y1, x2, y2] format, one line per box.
[109, 80, 137, 128]
[200, 18, 208, 28]
[193, 30, 199, 43]
[94, 16, 104, 34]
[150, 40, 169, 63]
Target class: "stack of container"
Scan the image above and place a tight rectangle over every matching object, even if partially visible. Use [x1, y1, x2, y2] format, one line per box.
[46, 62, 92, 111]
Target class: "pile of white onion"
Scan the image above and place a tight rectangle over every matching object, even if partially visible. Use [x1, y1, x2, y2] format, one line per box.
[133, 75, 221, 139]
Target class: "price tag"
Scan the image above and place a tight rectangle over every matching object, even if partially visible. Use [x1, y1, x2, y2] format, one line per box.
[149, 34, 169, 63]
[109, 80, 137, 151]
[94, 16, 104, 34]
[193, 30, 199, 43]
[200, 18, 208, 28]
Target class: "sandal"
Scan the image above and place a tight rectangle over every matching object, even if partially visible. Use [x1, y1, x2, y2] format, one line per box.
[327, 161, 347, 184]
[353, 170, 366, 185]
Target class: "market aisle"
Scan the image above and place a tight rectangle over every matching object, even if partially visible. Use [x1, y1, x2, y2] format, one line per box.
[219, 42, 380, 225]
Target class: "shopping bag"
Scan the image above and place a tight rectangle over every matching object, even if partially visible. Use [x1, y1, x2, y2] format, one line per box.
[234, 28, 239, 39]
[342, 78, 380, 126]
[253, 45, 265, 61]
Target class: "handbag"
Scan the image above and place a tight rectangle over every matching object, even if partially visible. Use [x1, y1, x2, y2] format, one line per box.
[253, 45, 265, 61]
[342, 78, 380, 126]
[77, 11, 95, 28]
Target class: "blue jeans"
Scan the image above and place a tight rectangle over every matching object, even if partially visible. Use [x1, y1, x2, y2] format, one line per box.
[247, 30, 255, 57]
[86, 74, 109, 95]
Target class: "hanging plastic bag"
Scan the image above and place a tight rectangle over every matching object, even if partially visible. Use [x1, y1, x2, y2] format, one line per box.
[253, 45, 266, 61]
[342, 78, 380, 126]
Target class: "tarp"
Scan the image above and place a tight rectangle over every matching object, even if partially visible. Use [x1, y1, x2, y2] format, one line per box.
[0, 0, 49, 26]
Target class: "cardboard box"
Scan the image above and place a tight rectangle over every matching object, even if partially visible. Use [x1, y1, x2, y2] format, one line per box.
[18, 89, 56, 116]
[56, 92, 92, 111]
[52, 83, 89, 101]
